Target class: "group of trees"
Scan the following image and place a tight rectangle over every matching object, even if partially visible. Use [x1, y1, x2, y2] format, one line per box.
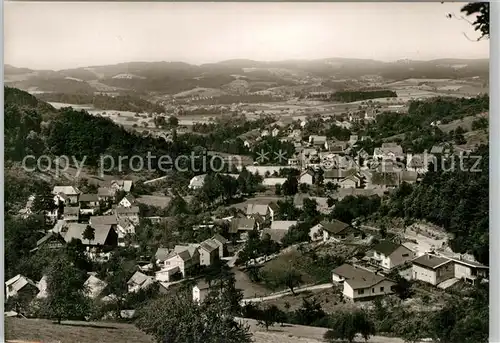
[365, 95, 489, 141]
[135, 275, 251, 343]
[379, 145, 489, 264]
[305, 90, 397, 103]
[37, 92, 165, 114]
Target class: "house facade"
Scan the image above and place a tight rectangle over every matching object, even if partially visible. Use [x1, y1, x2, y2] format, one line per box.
[299, 170, 315, 185]
[199, 240, 219, 266]
[372, 241, 415, 270]
[412, 254, 454, 285]
[449, 257, 489, 284]
[344, 278, 396, 301]
[331, 264, 395, 301]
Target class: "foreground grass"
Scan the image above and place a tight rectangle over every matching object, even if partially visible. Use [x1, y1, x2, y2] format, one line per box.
[5, 318, 153, 343]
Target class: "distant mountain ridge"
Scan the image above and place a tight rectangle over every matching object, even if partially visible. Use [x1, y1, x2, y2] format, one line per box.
[4, 57, 489, 96]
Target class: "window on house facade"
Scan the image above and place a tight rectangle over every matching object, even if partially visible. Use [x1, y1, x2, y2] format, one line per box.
[380, 286, 384, 292]
[402, 253, 409, 257]
[372, 288, 375, 293]
[358, 289, 364, 295]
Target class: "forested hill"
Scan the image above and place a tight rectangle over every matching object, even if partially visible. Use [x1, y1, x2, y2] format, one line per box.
[3, 86, 189, 167]
[380, 144, 489, 265]
[4, 86, 57, 118]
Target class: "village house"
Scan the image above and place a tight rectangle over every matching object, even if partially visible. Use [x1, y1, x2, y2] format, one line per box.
[79, 194, 99, 215]
[90, 215, 118, 227]
[31, 231, 66, 252]
[52, 186, 81, 205]
[371, 240, 415, 270]
[272, 127, 280, 137]
[229, 217, 258, 240]
[370, 171, 400, 190]
[5, 274, 39, 300]
[332, 264, 395, 301]
[267, 202, 279, 222]
[320, 219, 362, 242]
[115, 206, 140, 224]
[127, 271, 155, 293]
[97, 187, 117, 202]
[63, 206, 80, 222]
[211, 234, 228, 258]
[338, 173, 363, 188]
[323, 169, 353, 185]
[373, 143, 404, 161]
[198, 239, 220, 266]
[447, 256, 489, 284]
[412, 254, 455, 286]
[155, 247, 171, 265]
[261, 228, 288, 244]
[117, 217, 136, 245]
[189, 174, 207, 190]
[193, 281, 211, 304]
[287, 158, 300, 167]
[270, 220, 298, 231]
[308, 135, 328, 150]
[111, 180, 133, 193]
[246, 203, 269, 218]
[261, 129, 270, 137]
[328, 141, 349, 155]
[119, 194, 136, 208]
[406, 154, 428, 174]
[62, 223, 118, 248]
[299, 169, 315, 185]
[157, 245, 200, 281]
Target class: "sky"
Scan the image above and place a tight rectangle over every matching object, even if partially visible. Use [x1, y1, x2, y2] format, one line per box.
[4, 1, 490, 70]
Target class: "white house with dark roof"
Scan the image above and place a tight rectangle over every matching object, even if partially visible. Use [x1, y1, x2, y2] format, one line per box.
[332, 264, 395, 301]
[320, 220, 362, 242]
[371, 240, 415, 270]
[156, 244, 201, 281]
[412, 254, 454, 286]
[193, 281, 211, 304]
